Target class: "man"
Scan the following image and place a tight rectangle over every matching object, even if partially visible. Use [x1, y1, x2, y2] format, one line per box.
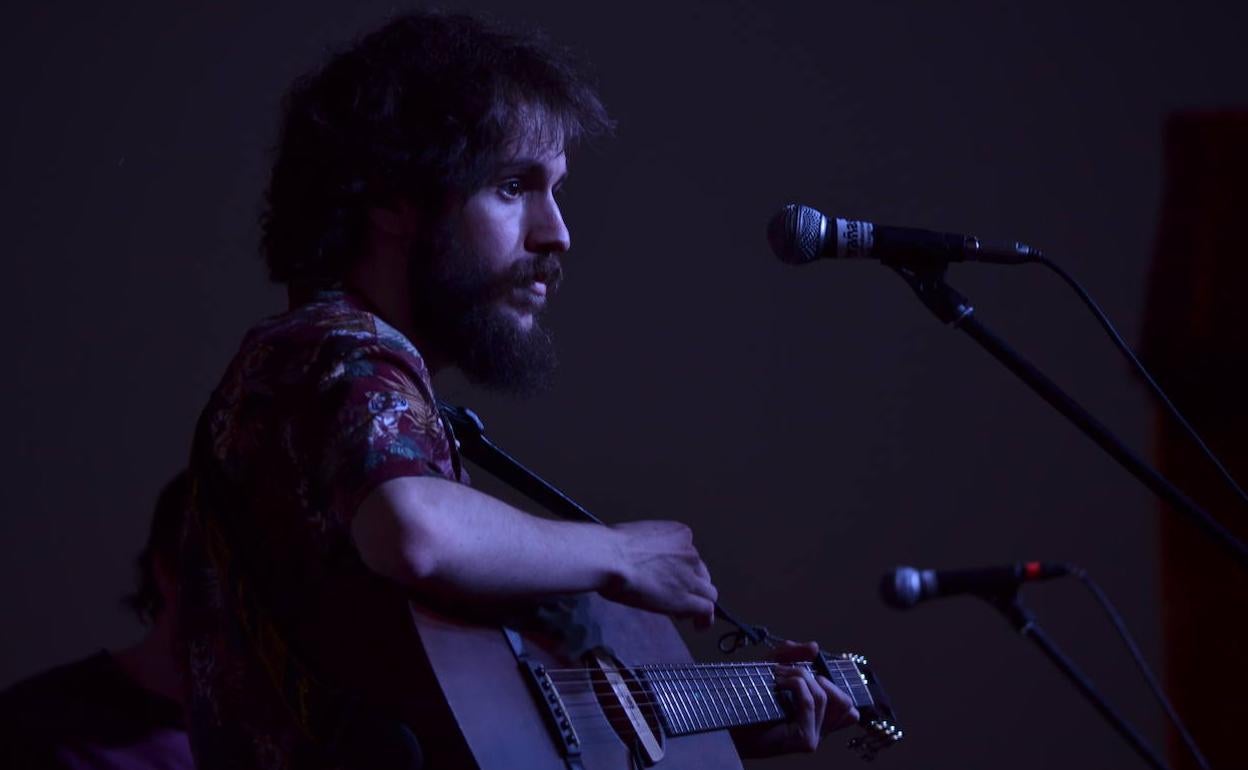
[0, 472, 193, 770]
[180, 11, 857, 768]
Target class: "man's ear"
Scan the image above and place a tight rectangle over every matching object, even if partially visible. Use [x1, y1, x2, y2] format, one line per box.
[368, 199, 422, 237]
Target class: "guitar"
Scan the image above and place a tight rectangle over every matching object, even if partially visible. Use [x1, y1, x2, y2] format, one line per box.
[401, 592, 901, 768]
[387, 404, 903, 767]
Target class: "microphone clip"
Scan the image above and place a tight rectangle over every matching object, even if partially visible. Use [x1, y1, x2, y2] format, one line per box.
[891, 266, 975, 327]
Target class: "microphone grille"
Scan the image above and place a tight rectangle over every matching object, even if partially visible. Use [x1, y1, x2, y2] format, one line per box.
[880, 567, 923, 609]
[767, 203, 826, 264]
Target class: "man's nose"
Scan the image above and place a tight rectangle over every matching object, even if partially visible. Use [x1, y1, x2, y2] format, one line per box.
[525, 193, 571, 254]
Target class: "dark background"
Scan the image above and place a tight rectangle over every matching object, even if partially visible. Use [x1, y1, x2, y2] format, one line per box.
[3, 1, 1246, 768]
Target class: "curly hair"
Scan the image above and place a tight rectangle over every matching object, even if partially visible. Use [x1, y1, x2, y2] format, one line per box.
[123, 470, 191, 624]
[261, 11, 613, 289]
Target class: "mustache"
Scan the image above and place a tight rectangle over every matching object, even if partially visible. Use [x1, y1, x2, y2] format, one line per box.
[508, 253, 563, 292]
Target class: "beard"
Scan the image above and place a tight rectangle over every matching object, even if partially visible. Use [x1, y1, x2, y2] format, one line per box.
[407, 224, 562, 397]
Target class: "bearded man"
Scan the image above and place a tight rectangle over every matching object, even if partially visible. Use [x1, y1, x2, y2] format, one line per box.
[179, 11, 857, 769]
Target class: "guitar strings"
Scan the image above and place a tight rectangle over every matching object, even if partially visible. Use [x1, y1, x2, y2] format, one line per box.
[536, 671, 875, 746]
[544, 660, 862, 676]
[544, 661, 865, 686]
[561, 702, 785, 726]
[543, 663, 871, 697]
[559, 693, 788, 716]
[544, 681, 872, 710]
[546, 681, 828, 719]
[555, 688, 788, 710]
[560, 700, 785, 725]
[548, 678, 864, 705]
[548, 684, 831, 737]
[541, 675, 871, 723]
[544, 661, 866, 685]
[550, 677, 791, 701]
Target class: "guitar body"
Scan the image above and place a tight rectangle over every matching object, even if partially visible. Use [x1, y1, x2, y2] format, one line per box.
[406, 594, 744, 770]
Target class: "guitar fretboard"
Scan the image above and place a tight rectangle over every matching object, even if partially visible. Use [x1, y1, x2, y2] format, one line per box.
[635, 660, 873, 736]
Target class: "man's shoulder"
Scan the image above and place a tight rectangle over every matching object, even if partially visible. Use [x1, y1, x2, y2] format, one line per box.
[0, 652, 190, 768]
[232, 291, 430, 391]
[253, 292, 420, 358]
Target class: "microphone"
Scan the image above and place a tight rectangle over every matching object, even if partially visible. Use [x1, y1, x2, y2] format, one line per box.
[767, 203, 1043, 268]
[880, 562, 1071, 609]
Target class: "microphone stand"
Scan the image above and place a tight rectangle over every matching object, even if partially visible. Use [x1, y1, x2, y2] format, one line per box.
[988, 591, 1170, 770]
[891, 266, 1248, 570]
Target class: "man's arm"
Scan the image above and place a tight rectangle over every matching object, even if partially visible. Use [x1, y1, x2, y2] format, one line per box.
[351, 475, 718, 624]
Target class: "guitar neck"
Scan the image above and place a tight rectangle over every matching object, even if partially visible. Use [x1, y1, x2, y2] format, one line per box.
[636, 659, 873, 737]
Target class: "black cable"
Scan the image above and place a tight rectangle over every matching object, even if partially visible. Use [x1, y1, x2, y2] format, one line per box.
[1068, 566, 1212, 770]
[1033, 255, 1248, 512]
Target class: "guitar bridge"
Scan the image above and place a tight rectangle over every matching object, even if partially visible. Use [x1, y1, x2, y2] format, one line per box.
[519, 660, 583, 763]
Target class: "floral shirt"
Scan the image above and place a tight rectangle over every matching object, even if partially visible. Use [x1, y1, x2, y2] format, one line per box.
[179, 291, 467, 770]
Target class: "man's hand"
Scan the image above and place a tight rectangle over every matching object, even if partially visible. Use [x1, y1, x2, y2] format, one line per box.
[601, 520, 718, 628]
[731, 640, 860, 757]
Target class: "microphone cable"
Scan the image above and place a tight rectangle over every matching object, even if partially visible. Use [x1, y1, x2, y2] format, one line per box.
[1066, 565, 1211, 770]
[1024, 254, 1248, 514]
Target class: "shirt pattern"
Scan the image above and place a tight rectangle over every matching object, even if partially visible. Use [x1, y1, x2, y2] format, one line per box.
[179, 291, 467, 770]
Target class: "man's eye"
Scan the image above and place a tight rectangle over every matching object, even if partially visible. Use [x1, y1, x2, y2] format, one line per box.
[498, 180, 523, 199]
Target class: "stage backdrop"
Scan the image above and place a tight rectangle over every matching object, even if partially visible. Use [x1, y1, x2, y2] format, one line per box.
[2, 2, 1246, 769]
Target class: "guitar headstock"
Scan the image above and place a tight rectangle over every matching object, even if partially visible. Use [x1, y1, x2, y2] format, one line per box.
[816, 651, 903, 761]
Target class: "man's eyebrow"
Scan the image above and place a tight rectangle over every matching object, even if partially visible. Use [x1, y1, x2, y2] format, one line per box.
[495, 158, 568, 185]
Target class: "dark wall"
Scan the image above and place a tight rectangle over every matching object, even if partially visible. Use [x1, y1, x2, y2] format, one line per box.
[3, 2, 1246, 768]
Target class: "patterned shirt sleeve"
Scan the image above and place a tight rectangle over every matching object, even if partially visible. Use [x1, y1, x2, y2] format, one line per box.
[305, 327, 460, 527]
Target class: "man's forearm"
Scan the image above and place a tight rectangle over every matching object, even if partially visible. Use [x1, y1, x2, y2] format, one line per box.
[352, 475, 622, 601]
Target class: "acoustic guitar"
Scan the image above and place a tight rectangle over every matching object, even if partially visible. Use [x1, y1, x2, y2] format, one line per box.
[403, 592, 901, 768]
[389, 404, 904, 767]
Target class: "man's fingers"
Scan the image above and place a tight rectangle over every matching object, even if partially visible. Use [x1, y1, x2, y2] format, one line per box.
[771, 639, 819, 664]
[692, 599, 715, 630]
[817, 676, 861, 732]
[802, 668, 828, 736]
[775, 665, 820, 752]
[691, 575, 718, 602]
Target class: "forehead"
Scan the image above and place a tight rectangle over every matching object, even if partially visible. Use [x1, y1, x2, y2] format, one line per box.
[493, 140, 568, 183]
[495, 105, 569, 169]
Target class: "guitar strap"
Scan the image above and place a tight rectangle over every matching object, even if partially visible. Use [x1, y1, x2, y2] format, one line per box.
[436, 402, 777, 655]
